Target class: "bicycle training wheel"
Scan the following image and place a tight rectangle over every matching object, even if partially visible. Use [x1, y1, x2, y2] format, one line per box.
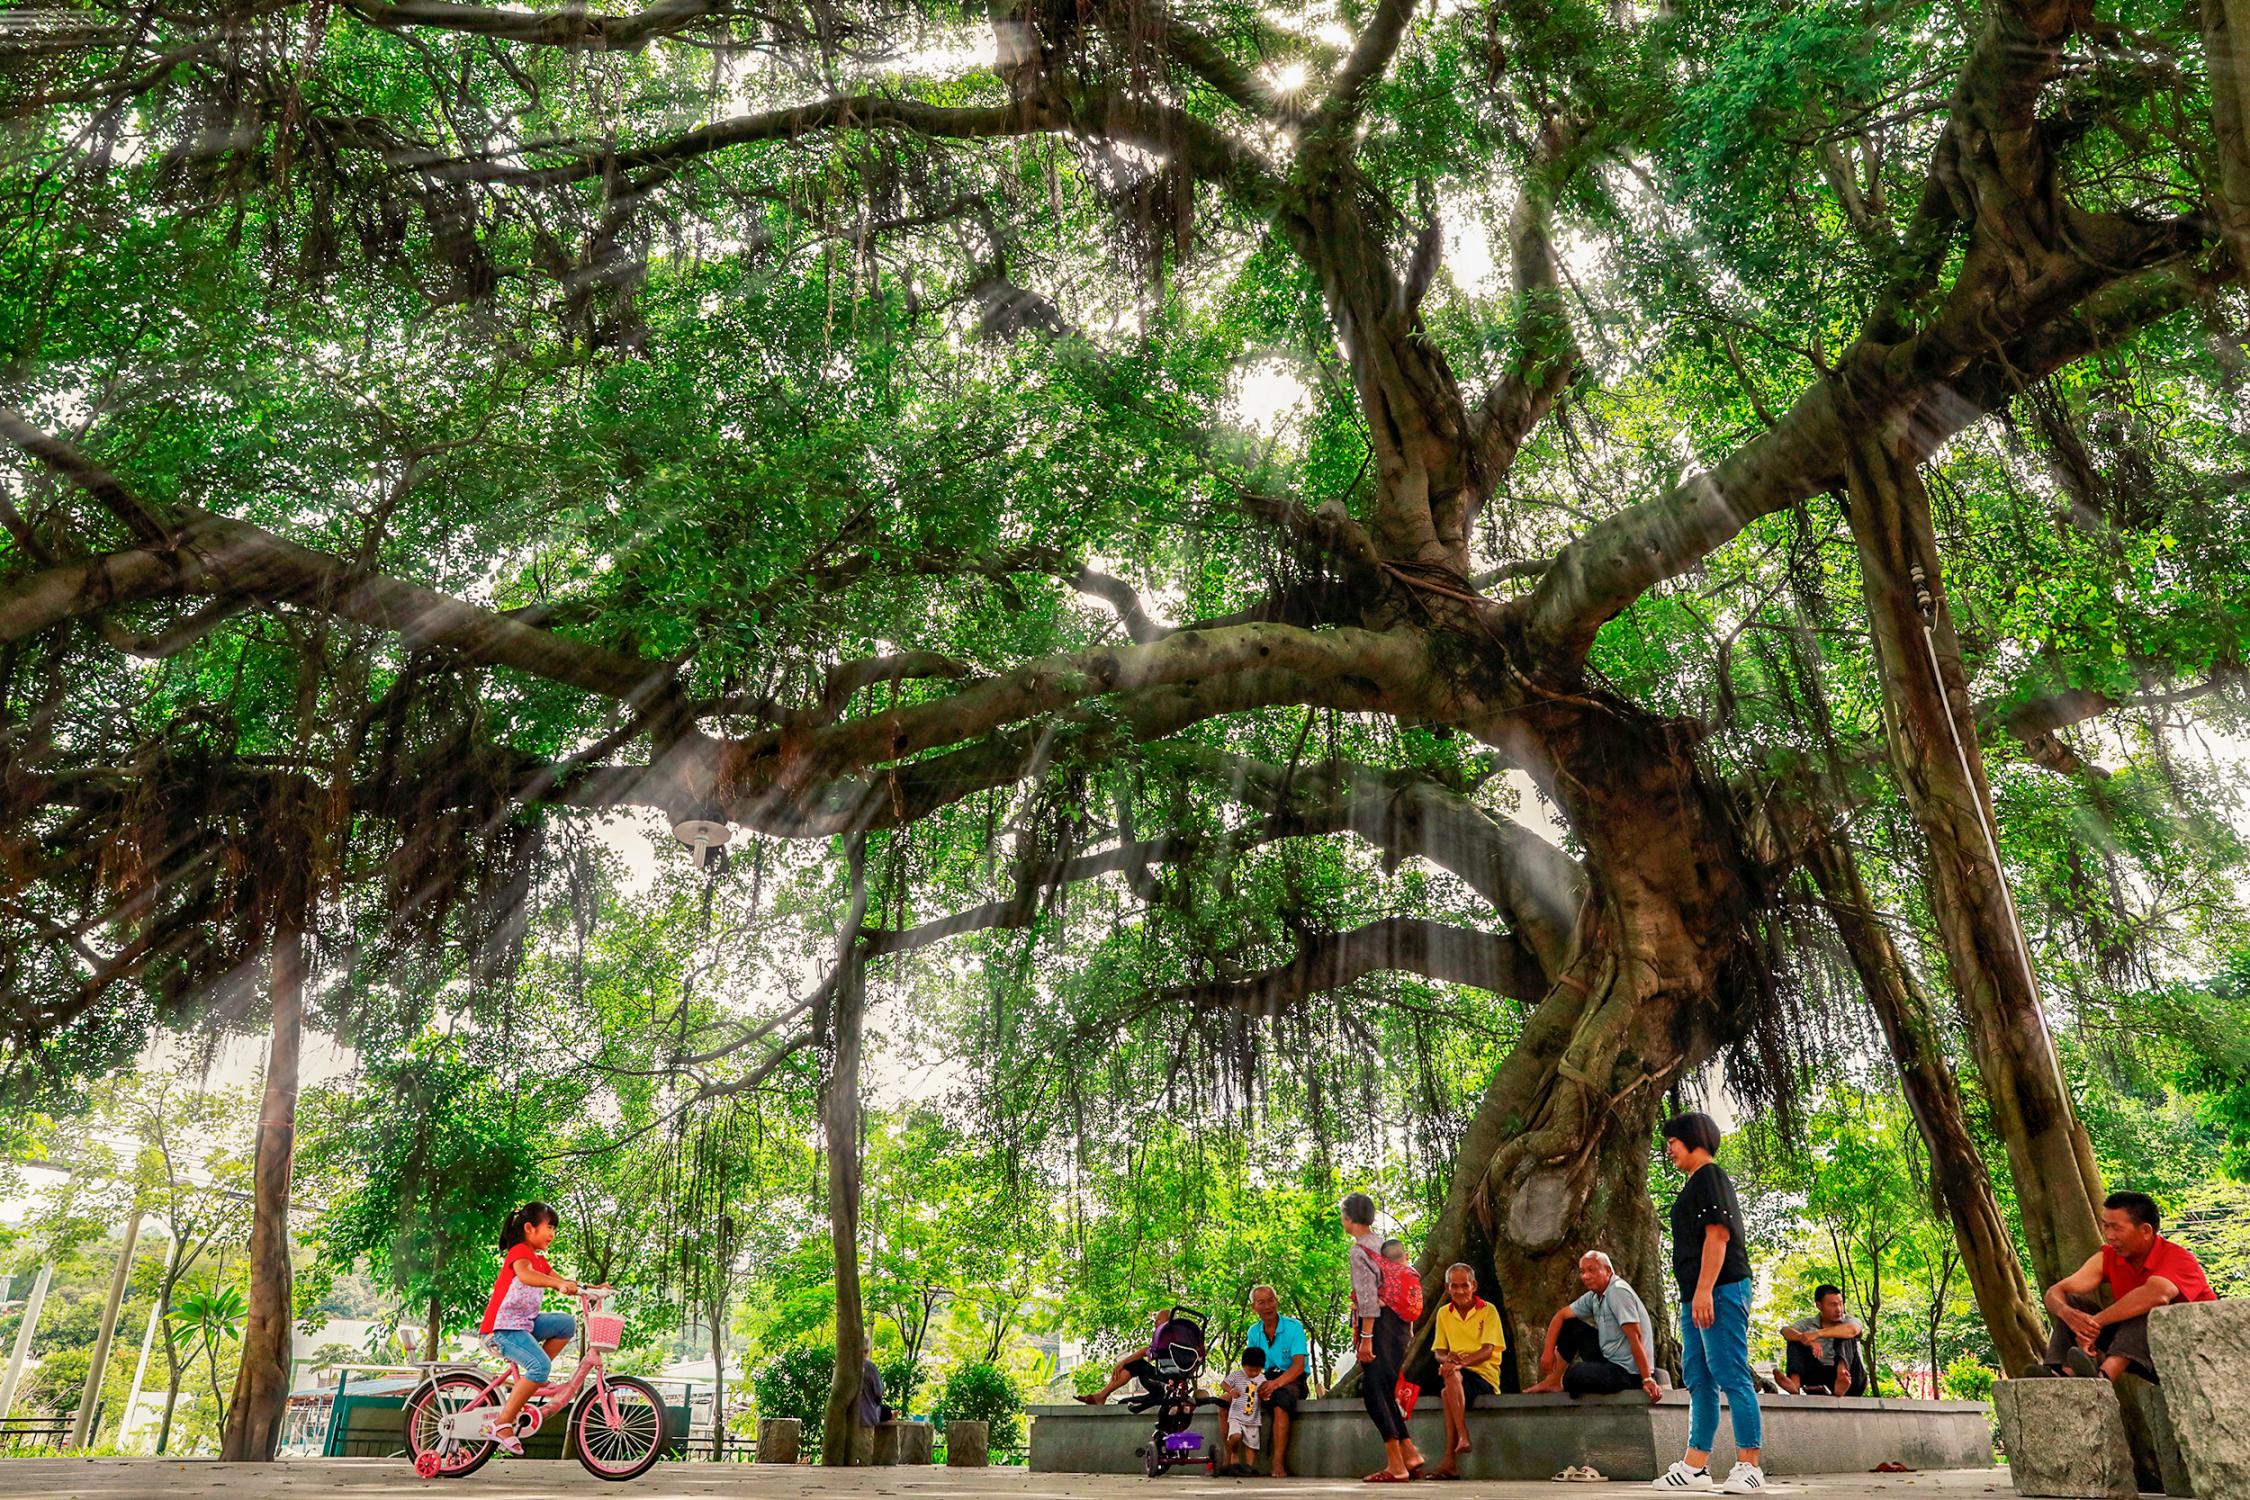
[404, 1371, 500, 1479]
[573, 1374, 667, 1481]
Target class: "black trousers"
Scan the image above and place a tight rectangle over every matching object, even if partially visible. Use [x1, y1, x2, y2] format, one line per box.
[1361, 1309, 1411, 1442]
[1556, 1318, 1641, 1396]
[2044, 1292, 2156, 1378]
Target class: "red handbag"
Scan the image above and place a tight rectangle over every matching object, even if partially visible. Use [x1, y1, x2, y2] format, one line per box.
[1395, 1377, 1422, 1418]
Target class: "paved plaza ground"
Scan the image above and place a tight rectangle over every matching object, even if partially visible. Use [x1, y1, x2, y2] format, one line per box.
[0, 1461, 2018, 1500]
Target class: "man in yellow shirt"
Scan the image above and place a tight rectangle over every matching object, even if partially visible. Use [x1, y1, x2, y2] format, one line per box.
[1429, 1263, 1506, 1479]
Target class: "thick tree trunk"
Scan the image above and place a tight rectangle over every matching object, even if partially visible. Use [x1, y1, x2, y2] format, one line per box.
[1419, 704, 1763, 1380]
[1801, 832, 2046, 1374]
[822, 840, 873, 1467]
[221, 917, 303, 1461]
[1841, 431, 2103, 1289]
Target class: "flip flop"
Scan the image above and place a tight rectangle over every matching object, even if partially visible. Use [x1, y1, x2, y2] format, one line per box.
[1364, 1472, 1413, 1483]
[1426, 1471, 1462, 1481]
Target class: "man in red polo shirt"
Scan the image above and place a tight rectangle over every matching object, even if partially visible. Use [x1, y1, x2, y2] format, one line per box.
[2038, 1191, 2216, 1381]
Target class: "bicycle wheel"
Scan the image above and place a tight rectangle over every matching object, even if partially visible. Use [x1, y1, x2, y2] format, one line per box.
[404, 1371, 501, 1479]
[573, 1374, 667, 1481]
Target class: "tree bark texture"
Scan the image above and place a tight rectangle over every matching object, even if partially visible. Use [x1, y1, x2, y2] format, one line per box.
[1841, 428, 2103, 1289]
[821, 840, 873, 1467]
[2206, 0, 2250, 284]
[1802, 831, 2047, 1374]
[221, 917, 304, 1461]
[1416, 705, 1765, 1379]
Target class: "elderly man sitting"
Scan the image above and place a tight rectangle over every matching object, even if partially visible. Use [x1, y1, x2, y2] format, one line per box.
[1523, 1250, 1662, 1401]
[1242, 1285, 1309, 1477]
[2036, 1190, 2216, 1381]
[1428, 1263, 1507, 1480]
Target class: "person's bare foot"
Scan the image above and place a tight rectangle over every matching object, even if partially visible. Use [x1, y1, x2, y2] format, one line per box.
[1523, 1377, 1564, 1394]
[1773, 1374, 1801, 1395]
[1453, 1437, 1472, 1455]
[1076, 1393, 1107, 1405]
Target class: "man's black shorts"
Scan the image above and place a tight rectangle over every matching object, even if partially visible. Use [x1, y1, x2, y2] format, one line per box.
[1259, 1379, 1302, 1416]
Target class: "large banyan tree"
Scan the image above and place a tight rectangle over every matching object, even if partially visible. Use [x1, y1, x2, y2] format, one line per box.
[5, 0, 2250, 1457]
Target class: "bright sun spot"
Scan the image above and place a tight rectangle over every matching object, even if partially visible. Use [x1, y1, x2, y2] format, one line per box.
[1226, 357, 1312, 440]
[1269, 60, 1310, 93]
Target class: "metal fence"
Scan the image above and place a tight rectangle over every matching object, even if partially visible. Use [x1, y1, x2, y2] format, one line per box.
[0, 1403, 102, 1456]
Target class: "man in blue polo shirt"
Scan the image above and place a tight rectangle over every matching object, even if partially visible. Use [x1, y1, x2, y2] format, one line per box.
[1244, 1285, 1309, 1477]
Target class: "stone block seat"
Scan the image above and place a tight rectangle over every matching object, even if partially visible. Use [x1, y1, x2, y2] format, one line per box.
[1028, 1391, 1993, 1482]
[874, 1419, 935, 1465]
[1993, 1379, 2139, 1499]
[2150, 1299, 2250, 1499]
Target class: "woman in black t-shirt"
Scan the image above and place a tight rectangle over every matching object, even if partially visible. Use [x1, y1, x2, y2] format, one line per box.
[1653, 1112, 1765, 1493]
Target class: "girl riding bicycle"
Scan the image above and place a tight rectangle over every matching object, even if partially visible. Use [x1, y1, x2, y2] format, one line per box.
[478, 1201, 581, 1454]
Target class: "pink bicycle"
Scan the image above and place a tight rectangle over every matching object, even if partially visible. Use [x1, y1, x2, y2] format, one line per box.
[404, 1285, 667, 1482]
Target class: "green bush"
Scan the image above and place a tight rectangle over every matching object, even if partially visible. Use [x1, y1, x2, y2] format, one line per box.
[938, 1361, 1024, 1450]
[881, 1352, 924, 1417]
[754, 1342, 835, 1444]
[1940, 1355, 1995, 1402]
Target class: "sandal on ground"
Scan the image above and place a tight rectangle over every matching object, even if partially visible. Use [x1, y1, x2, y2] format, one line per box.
[1364, 1471, 1413, 1483]
[1552, 1466, 1608, 1483]
[1427, 1471, 1462, 1481]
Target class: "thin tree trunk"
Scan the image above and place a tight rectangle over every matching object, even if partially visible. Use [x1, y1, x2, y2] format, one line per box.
[709, 1312, 726, 1460]
[822, 838, 873, 1467]
[221, 916, 303, 1460]
[426, 1295, 441, 1367]
[1842, 431, 2104, 1289]
[1801, 832, 2048, 1373]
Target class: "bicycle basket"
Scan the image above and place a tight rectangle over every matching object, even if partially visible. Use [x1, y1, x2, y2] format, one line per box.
[586, 1313, 626, 1352]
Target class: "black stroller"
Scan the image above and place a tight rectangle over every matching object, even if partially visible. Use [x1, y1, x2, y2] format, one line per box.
[1127, 1305, 1219, 1477]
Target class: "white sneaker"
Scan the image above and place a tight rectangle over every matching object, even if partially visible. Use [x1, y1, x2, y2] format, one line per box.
[1718, 1463, 1767, 1493]
[1652, 1462, 1714, 1490]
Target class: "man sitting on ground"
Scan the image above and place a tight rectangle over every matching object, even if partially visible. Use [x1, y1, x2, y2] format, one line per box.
[1428, 1263, 1507, 1480]
[2038, 1190, 2216, 1381]
[1774, 1285, 1864, 1396]
[1523, 1251, 1662, 1402]
[1076, 1309, 1172, 1405]
[1243, 1285, 1309, 1478]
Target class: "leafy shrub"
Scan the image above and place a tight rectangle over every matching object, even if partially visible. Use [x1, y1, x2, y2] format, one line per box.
[1940, 1356, 1995, 1402]
[754, 1342, 835, 1444]
[1070, 1362, 1107, 1396]
[881, 1352, 924, 1417]
[938, 1361, 1024, 1450]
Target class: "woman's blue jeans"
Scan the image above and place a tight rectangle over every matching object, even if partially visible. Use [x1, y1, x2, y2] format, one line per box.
[1680, 1279, 1761, 1453]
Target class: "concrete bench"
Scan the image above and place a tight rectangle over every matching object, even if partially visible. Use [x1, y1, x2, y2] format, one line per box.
[1028, 1391, 1992, 1481]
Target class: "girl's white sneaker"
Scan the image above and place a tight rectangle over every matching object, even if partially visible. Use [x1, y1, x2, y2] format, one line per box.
[1652, 1462, 1714, 1490]
[1718, 1463, 1768, 1492]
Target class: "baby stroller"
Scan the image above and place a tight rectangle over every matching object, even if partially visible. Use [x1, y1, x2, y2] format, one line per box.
[1128, 1305, 1218, 1478]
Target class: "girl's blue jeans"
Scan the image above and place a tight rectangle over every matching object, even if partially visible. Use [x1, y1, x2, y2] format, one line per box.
[493, 1312, 577, 1383]
[1680, 1279, 1762, 1453]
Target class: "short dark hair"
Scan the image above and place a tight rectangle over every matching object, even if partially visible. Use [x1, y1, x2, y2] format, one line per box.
[1662, 1112, 1723, 1156]
[2104, 1191, 2161, 1229]
[1341, 1191, 1377, 1226]
[1242, 1347, 1266, 1370]
[1814, 1284, 1843, 1302]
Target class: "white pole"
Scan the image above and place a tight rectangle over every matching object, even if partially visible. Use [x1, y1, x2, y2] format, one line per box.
[0, 1264, 55, 1418]
[119, 1278, 164, 1449]
[70, 1208, 144, 1448]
